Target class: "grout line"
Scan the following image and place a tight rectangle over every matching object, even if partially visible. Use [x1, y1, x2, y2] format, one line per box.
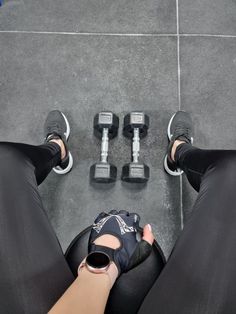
[180, 175, 184, 230]
[176, 1, 179, 36]
[176, 0, 184, 230]
[0, 30, 236, 38]
[180, 33, 236, 38]
[177, 39, 181, 109]
[0, 30, 177, 37]
[176, 1, 181, 110]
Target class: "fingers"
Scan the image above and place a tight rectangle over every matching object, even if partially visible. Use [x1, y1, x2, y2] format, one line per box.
[109, 209, 119, 215]
[94, 211, 108, 222]
[132, 213, 140, 221]
[118, 210, 129, 215]
[142, 224, 155, 245]
[126, 239, 153, 271]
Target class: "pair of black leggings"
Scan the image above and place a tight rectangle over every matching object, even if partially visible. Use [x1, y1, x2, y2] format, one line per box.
[0, 142, 74, 313]
[0, 141, 236, 314]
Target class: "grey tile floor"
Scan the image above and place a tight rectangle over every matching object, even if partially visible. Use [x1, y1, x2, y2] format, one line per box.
[0, 0, 236, 258]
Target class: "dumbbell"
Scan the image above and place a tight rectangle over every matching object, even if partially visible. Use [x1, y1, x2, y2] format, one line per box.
[121, 112, 150, 183]
[90, 111, 119, 183]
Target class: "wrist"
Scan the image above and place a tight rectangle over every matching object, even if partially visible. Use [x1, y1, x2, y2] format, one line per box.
[106, 262, 119, 288]
[78, 258, 119, 289]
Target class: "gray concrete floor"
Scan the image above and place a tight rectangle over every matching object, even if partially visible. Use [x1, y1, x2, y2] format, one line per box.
[0, 0, 236, 258]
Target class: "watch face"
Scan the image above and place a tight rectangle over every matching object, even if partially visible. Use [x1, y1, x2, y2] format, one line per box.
[86, 252, 110, 268]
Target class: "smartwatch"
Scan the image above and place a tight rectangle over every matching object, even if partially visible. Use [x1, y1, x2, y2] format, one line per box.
[79, 251, 111, 274]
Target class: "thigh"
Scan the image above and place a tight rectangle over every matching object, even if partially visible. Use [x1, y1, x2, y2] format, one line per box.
[0, 144, 74, 314]
[176, 143, 236, 192]
[139, 158, 236, 314]
[0, 141, 62, 185]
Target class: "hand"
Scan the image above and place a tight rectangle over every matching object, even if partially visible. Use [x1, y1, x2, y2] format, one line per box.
[88, 210, 155, 276]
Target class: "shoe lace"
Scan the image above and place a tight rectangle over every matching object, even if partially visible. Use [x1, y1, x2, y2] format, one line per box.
[174, 124, 191, 141]
[47, 121, 62, 134]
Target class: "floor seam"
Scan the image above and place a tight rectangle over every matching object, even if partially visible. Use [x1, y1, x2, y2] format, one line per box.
[176, 0, 184, 230]
[0, 30, 177, 36]
[180, 34, 236, 38]
[0, 30, 236, 38]
[176, 3, 181, 110]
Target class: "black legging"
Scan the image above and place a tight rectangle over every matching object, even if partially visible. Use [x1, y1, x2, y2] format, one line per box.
[0, 141, 74, 314]
[139, 143, 236, 314]
[0, 141, 236, 314]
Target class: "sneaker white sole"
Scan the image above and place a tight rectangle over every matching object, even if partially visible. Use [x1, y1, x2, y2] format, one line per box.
[61, 111, 70, 140]
[53, 111, 73, 174]
[164, 154, 183, 176]
[53, 151, 73, 174]
[164, 112, 184, 176]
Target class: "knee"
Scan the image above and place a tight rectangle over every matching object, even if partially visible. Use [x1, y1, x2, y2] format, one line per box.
[0, 143, 22, 162]
[214, 154, 236, 178]
[0, 142, 30, 172]
[0, 143, 35, 188]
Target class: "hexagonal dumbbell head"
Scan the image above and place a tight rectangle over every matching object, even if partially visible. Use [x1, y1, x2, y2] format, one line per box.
[123, 112, 149, 139]
[121, 162, 150, 183]
[94, 111, 119, 139]
[90, 162, 117, 183]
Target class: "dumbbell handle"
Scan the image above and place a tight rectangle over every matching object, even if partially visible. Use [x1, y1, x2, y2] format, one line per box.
[132, 128, 140, 163]
[101, 128, 109, 163]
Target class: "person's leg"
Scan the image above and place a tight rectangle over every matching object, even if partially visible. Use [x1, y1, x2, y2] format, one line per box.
[0, 141, 74, 314]
[139, 143, 236, 314]
[4, 140, 63, 185]
[173, 141, 236, 192]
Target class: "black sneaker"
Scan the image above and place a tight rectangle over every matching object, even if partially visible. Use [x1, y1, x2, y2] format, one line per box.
[164, 111, 194, 176]
[44, 110, 73, 174]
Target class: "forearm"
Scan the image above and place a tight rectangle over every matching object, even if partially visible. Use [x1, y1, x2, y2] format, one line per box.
[48, 268, 111, 314]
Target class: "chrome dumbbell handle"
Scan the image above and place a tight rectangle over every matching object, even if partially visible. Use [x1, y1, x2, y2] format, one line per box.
[132, 128, 140, 163]
[100, 128, 109, 163]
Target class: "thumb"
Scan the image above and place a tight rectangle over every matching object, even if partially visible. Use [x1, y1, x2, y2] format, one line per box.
[142, 224, 155, 245]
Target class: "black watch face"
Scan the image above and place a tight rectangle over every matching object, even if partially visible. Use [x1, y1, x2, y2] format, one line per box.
[86, 252, 110, 268]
